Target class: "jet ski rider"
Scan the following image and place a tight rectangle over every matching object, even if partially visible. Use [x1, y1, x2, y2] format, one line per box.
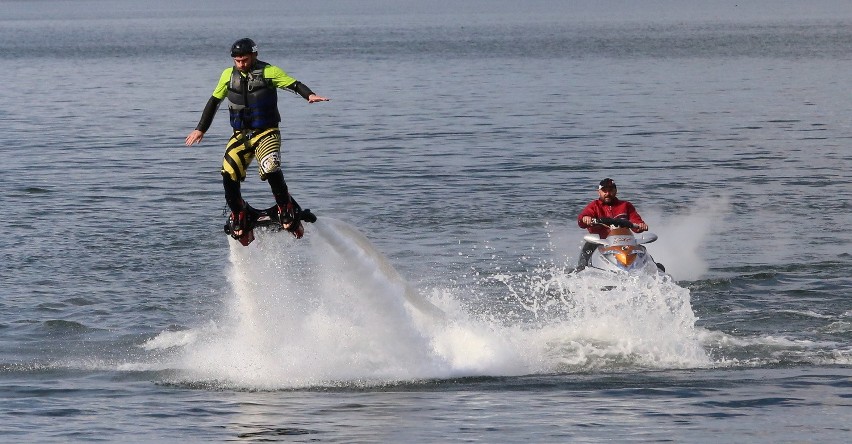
[185, 38, 329, 238]
[576, 178, 649, 270]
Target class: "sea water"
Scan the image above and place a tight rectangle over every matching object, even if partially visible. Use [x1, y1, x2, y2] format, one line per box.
[1, 0, 850, 441]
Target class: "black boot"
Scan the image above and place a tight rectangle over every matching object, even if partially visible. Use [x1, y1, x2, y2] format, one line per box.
[266, 170, 303, 238]
[223, 176, 248, 238]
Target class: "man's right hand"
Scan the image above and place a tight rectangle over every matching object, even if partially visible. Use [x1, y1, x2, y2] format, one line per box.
[581, 216, 593, 226]
[185, 130, 204, 146]
[307, 94, 330, 103]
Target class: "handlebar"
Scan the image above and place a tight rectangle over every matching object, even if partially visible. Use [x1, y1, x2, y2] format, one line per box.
[590, 217, 636, 229]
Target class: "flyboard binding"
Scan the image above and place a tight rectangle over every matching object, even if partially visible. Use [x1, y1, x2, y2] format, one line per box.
[223, 198, 317, 246]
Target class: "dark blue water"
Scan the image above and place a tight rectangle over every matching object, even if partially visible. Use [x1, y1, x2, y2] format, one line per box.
[1, 0, 851, 441]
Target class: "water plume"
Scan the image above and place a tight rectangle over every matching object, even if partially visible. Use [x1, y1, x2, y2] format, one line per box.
[146, 218, 712, 388]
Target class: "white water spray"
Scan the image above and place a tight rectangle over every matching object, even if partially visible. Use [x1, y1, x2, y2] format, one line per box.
[146, 217, 713, 388]
[643, 196, 732, 281]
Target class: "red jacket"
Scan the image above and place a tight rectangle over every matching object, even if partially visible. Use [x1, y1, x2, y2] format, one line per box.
[577, 198, 645, 238]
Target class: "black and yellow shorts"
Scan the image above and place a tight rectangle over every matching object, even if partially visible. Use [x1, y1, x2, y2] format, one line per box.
[221, 128, 282, 182]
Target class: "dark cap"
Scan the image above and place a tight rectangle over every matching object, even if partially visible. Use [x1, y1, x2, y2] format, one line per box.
[598, 178, 616, 190]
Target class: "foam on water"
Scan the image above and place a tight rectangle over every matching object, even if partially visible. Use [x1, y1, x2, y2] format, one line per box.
[492, 268, 711, 371]
[157, 219, 448, 388]
[139, 217, 723, 388]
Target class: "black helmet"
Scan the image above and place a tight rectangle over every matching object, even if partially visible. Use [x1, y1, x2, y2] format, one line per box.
[230, 38, 257, 57]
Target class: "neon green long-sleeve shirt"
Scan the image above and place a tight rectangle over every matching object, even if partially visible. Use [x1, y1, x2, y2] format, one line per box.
[211, 64, 298, 100]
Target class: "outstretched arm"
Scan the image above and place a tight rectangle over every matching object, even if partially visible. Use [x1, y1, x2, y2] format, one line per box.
[185, 96, 222, 146]
[288, 81, 329, 103]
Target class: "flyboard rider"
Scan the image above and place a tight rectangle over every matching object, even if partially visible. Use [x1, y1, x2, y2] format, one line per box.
[185, 38, 329, 239]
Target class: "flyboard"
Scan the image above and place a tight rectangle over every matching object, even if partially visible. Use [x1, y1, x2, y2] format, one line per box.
[223, 197, 317, 246]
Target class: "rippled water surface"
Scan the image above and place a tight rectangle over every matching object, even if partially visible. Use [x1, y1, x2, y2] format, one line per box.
[1, 0, 851, 441]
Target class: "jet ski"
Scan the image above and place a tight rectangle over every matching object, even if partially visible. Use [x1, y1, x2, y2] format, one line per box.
[578, 217, 665, 275]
